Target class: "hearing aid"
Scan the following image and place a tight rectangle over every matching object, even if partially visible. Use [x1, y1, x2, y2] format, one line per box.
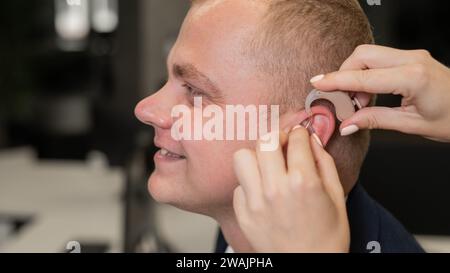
[304, 89, 363, 122]
[295, 89, 362, 146]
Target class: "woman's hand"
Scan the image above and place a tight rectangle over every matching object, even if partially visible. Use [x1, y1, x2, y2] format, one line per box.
[311, 45, 450, 143]
[232, 127, 350, 253]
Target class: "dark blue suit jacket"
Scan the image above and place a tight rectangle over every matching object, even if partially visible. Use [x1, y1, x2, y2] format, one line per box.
[214, 184, 424, 253]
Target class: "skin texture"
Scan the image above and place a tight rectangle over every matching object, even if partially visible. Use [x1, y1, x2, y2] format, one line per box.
[135, 0, 349, 252]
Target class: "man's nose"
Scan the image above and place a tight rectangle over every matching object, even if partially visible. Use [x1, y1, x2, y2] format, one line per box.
[135, 90, 174, 130]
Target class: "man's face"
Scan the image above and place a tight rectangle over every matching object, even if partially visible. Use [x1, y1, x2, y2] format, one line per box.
[135, 0, 273, 215]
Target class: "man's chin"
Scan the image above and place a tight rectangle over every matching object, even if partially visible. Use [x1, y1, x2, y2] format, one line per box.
[147, 172, 234, 217]
[148, 179, 207, 217]
[147, 173, 175, 204]
[147, 173, 193, 209]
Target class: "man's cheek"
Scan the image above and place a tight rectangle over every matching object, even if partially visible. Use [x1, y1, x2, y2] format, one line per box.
[185, 140, 250, 181]
[188, 149, 235, 184]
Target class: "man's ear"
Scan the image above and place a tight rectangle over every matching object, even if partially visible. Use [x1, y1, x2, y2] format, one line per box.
[280, 105, 336, 147]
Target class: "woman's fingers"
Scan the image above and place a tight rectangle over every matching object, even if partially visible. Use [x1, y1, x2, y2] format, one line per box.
[339, 44, 427, 71]
[309, 136, 346, 207]
[308, 45, 450, 142]
[339, 106, 424, 136]
[255, 131, 288, 196]
[286, 126, 320, 187]
[353, 92, 373, 108]
[311, 66, 417, 97]
[233, 149, 264, 209]
[233, 185, 249, 222]
[311, 45, 434, 102]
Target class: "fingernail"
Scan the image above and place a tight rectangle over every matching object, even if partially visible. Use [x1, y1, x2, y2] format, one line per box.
[312, 133, 323, 147]
[353, 97, 363, 110]
[310, 74, 325, 83]
[340, 125, 360, 136]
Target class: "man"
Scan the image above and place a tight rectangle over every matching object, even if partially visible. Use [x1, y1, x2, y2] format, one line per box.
[135, 0, 423, 252]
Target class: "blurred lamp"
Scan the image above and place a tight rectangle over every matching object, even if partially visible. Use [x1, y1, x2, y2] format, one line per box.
[91, 0, 119, 33]
[55, 0, 90, 41]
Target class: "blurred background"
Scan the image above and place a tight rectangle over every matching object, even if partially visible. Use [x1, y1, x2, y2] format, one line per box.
[0, 0, 448, 253]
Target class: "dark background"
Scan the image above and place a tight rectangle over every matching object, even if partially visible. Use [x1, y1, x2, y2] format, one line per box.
[359, 0, 450, 235]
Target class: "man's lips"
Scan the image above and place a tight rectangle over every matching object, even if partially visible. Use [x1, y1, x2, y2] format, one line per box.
[154, 139, 186, 159]
[159, 148, 186, 159]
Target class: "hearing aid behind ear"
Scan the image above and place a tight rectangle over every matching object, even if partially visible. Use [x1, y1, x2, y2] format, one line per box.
[305, 89, 362, 122]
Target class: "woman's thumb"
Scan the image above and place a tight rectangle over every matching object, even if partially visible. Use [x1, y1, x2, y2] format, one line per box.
[339, 106, 421, 136]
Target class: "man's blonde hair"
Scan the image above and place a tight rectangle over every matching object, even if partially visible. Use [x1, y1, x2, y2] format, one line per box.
[191, 0, 375, 185]
[252, 0, 374, 185]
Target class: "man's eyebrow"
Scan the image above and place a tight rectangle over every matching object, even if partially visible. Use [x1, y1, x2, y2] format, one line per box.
[173, 63, 225, 102]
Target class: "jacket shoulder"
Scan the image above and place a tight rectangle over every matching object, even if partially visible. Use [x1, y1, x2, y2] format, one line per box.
[348, 184, 425, 253]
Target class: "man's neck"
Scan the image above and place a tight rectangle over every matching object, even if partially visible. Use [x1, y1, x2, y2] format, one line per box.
[215, 208, 254, 253]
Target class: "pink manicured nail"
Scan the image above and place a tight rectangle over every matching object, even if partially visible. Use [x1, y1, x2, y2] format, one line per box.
[310, 74, 325, 83]
[340, 125, 360, 136]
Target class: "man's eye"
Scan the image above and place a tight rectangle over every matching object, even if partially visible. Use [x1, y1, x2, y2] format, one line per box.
[182, 84, 203, 97]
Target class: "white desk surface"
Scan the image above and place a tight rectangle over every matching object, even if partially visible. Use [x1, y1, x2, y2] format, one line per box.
[0, 148, 124, 253]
